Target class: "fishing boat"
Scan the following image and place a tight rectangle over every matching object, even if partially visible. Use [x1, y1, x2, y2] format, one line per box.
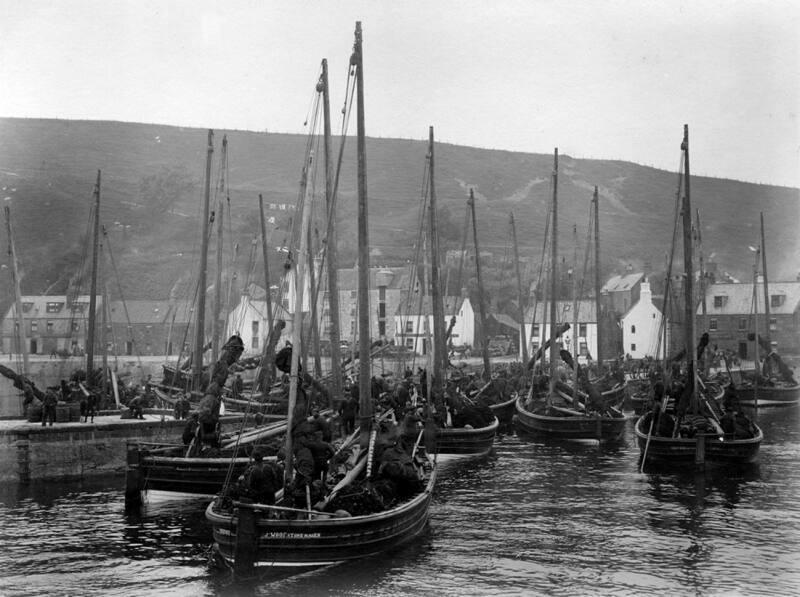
[205, 26, 436, 574]
[515, 154, 626, 441]
[728, 217, 800, 409]
[635, 125, 763, 467]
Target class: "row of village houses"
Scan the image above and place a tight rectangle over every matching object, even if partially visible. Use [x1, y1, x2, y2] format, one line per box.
[2, 267, 799, 362]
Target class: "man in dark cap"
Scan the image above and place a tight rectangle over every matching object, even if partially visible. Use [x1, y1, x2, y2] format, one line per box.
[241, 449, 281, 505]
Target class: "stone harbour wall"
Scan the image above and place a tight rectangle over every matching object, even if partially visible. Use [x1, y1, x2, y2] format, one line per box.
[0, 418, 186, 484]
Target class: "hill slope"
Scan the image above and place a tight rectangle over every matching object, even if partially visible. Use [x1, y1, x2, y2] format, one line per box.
[0, 118, 797, 317]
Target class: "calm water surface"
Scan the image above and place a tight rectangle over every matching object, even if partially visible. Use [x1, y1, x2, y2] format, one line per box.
[1, 408, 798, 597]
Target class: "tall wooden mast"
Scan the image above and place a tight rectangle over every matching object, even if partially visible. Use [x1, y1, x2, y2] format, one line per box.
[428, 126, 446, 388]
[321, 58, 342, 407]
[468, 189, 492, 380]
[760, 212, 770, 343]
[680, 125, 697, 411]
[212, 136, 227, 365]
[354, 21, 372, 429]
[548, 149, 559, 399]
[510, 212, 529, 363]
[258, 193, 276, 386]
[193, 130, 214, 392]
[592, 187, 602, 365]
[86, 170, 101, 381]
[4, 206, 29, 375]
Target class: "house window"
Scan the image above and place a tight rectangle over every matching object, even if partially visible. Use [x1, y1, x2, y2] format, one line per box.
[579, 324, 587, 337]
[30, 321, 38, 333]
[46, 321, 54, 333]
[709, 318, 717, 331]
[72, 322, 80, 332]
[532, 324, 540, 337]
[738, 318, 747, 331]
[379, 286, 386, 301]
[350, 290, 357, 299]
[769, 317, 777, 331]
[252, 336, 259, 349]
[350, 321, 356, 335]
[631, 343, 636, 352]
[46, 302, 64, 313]
[714, 296, 726, 308]
[770, 295, 784, 308]
[378, 321, 386, 336]
[579, 341, 588, 356]
[631, 325, 636, 334]
[378, 303, 386, 318]
[531, 342, 540, 351]
[22, 302, 34, 313]
[406, 338, 414, 348]
[405, 320, 414, 333]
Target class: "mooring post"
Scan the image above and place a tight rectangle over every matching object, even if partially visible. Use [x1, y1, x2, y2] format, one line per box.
[694, 434, 707, 469]
[124, 444, 143, 509]
[234, 504, 257, 576]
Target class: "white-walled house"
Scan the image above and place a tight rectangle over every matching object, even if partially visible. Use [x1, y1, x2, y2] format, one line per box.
[523, 300, 597, 363]
[394, 296, 475, 355]
[225, 284, 292, 356]
[621, 280, 665, 359]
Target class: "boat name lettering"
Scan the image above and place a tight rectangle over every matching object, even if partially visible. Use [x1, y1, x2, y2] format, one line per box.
[265, 532, 322, 539]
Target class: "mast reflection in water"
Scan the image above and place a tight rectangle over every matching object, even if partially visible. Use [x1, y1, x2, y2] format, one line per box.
[1, 409, 798, 596]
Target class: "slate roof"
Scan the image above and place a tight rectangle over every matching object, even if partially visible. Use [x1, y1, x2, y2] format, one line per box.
[396, 295, 467, 316]
[702, 281, 800, 316]
[601, 272, 644, 293]
[524, 300, 597, 323]
[4, 295, 100, 320]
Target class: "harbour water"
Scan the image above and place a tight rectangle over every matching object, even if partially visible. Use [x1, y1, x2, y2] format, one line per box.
[0, 407, 798, 597]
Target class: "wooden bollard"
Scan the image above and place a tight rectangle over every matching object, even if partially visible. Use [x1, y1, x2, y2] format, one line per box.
[694, 433, 706, 468]
[234, 504, 258, 577]
[124, 445, 143, 509]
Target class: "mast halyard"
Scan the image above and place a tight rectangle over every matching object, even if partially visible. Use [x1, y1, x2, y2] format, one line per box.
[86, 170, 101, 382]
[548, 149, 559, 404]
[680, 125, 698, 412]
[258, 194, 276, 389]
[354, 21, 373, 431]
[468, 189, 492, 381]
[510, 212, 529, 363]
[760, 212, 770, 344]
[4, 206, 29, 376]
[321, 58, 343, 408]
[283, 150, 316, 488]
[194, 130, 214, 393]
[428, 126, 446, 389]
[212, 135, 227, 365]
[592, 187, 602, 366]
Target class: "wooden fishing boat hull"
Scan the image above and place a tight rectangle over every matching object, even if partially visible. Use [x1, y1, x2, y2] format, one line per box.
[634, 416, 762, 464]
[736, 383, 800, 408]
[137, 452, 250, 495]
[489, 395, 517, 424]
[435, 417, 499, 460]
[514, 396, 626, 441]
[206, 464, 437, 568]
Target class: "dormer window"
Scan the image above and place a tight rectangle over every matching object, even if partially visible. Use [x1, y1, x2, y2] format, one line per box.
[22, 302, 34, 313]
[713, 296, 727, 308]
[770, 295, 785, 308]
[46, 302, 65, 313]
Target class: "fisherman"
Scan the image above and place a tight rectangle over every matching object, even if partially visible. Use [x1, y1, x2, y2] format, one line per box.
[310, 407, 333, 442]
[127, 395, 145, 419]
[377, 440, 423, 499]
[339, 391, 359, 435]
[231, 374, 244, 399]
[84, 390, 98, 423]
[41, 389, 58, 427]
[240, 449, 282, 505]
[288, 431, 317, 510]
[306, 429, 335, 483]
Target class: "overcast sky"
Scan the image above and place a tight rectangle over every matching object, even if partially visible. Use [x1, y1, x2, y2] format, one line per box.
[1, 0, 798, 187]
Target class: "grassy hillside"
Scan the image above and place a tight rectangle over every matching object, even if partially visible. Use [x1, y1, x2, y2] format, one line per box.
[0, 117, 797, 318]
